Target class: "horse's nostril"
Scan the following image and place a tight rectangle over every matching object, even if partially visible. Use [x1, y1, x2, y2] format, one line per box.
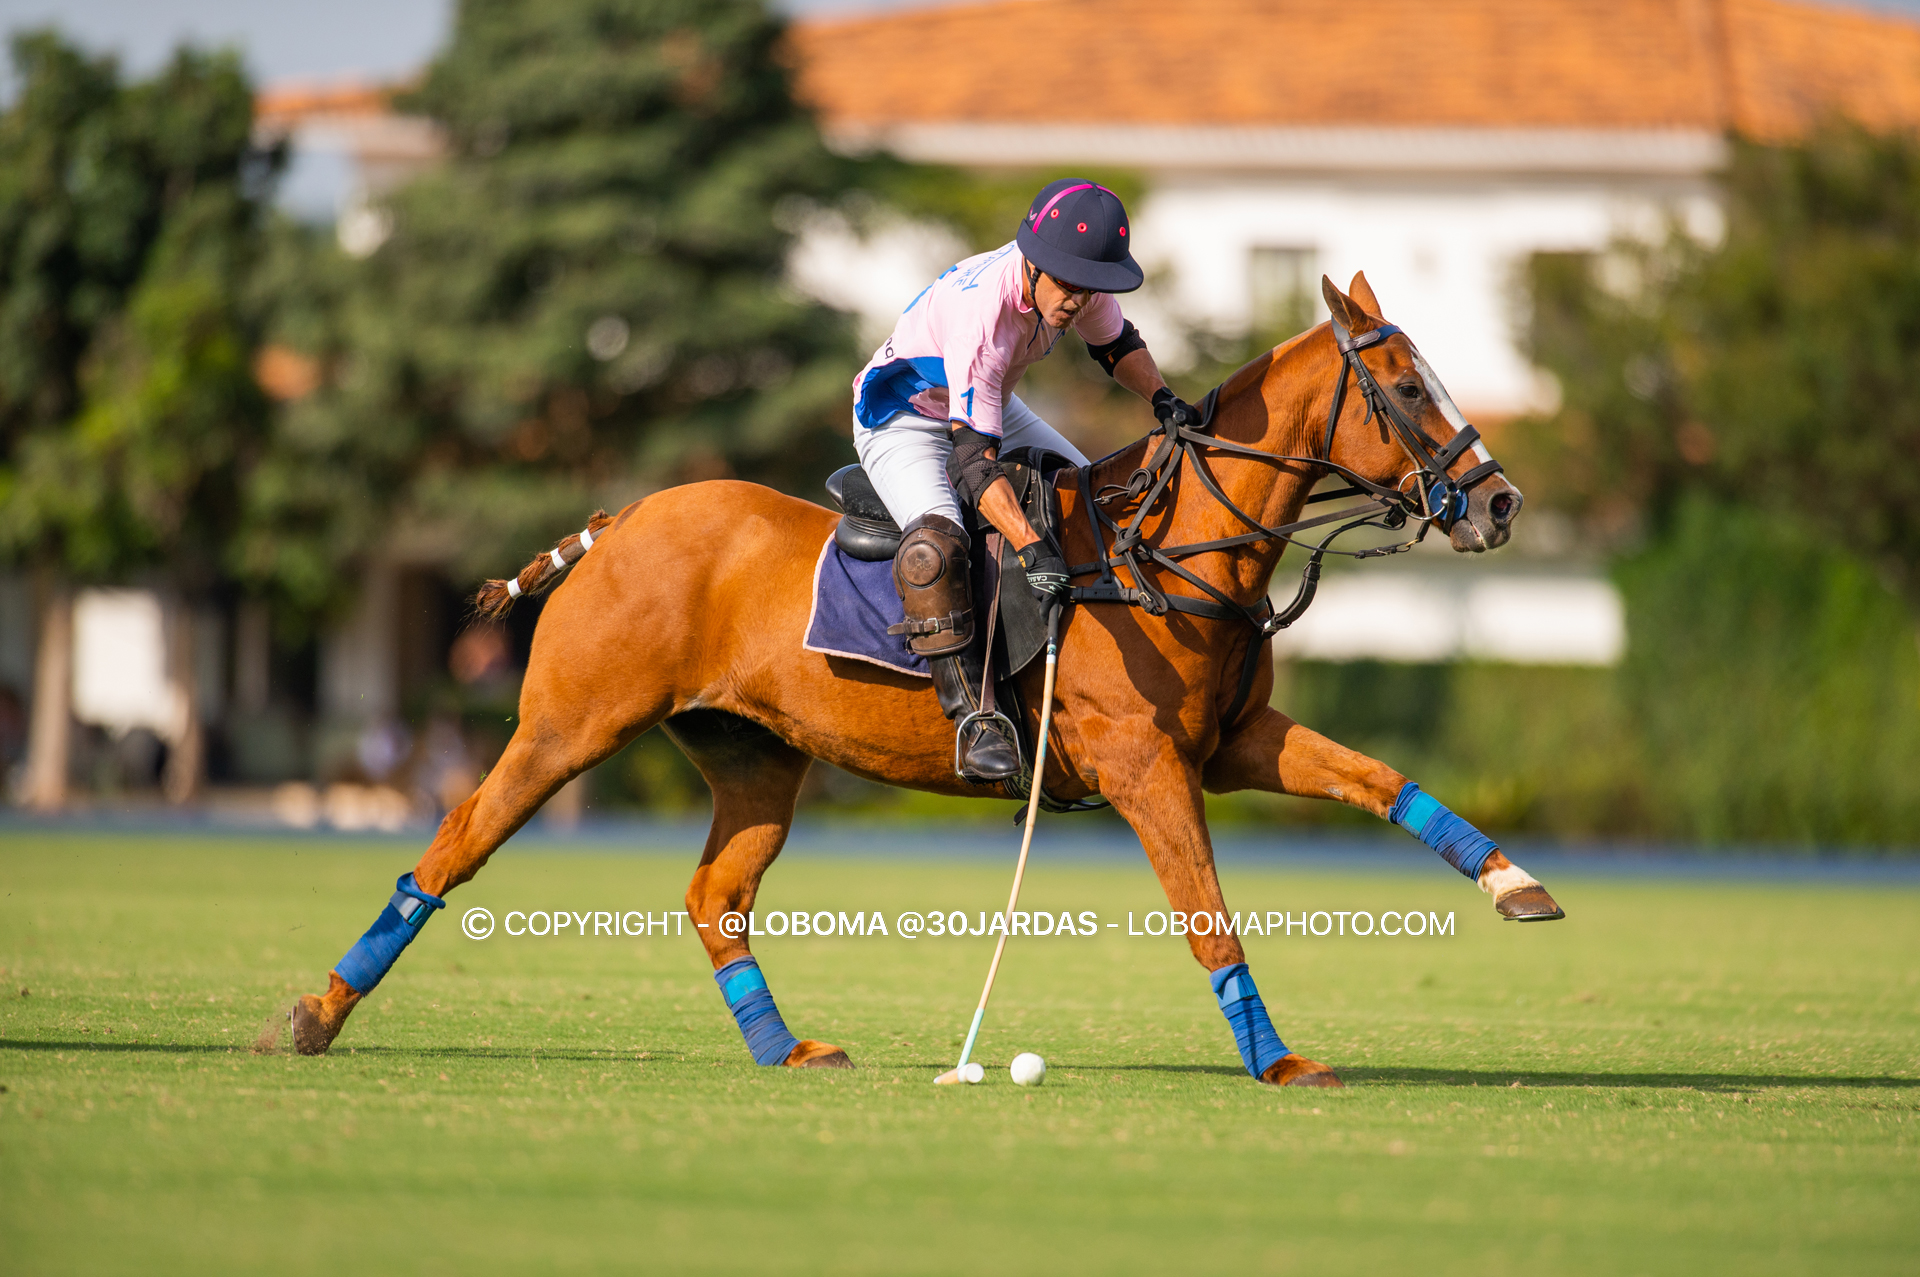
[1489, 493, 1517, 526]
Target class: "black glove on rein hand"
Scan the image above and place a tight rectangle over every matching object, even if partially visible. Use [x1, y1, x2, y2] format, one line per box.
[1017, 538, 1072, 609]
[1152, 386, 1200, 429]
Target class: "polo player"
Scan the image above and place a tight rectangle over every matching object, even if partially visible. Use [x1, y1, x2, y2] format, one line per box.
[850, 178, 1198, 782]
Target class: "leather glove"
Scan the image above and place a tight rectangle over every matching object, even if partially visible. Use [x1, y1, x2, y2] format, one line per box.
[1016, 538, 1072, 610]
[1151, 386, 1201, 429]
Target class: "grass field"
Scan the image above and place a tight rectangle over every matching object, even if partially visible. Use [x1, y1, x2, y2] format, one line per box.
[1, 829, 1916, 1274]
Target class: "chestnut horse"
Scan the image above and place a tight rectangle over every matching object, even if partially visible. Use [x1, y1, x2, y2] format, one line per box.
[290, 273, 1562, 1085]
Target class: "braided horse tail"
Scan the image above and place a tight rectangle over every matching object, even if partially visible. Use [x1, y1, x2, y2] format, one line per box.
[470, 510, 617, 620]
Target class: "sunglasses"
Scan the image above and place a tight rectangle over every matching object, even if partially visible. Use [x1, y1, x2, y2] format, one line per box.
[1044, 273, 1096, 300]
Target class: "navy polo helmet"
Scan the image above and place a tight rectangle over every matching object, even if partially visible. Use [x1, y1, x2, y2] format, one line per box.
[1015, 178, 1144, 294]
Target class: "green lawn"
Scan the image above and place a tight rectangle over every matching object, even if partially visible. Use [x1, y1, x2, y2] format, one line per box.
[1, 830, 1915, 1274]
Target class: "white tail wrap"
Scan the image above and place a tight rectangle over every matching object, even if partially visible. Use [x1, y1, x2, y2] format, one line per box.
[549, 546, 567, 571]
[505, 578, 523, 599]
[578, 526, 595, 551]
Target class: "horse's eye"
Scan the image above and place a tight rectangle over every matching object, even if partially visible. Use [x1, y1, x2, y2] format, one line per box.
[1396, 381, 1422, 401]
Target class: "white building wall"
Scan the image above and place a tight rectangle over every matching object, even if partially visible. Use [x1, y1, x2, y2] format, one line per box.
[1273, 571, 1625, 666]
[796, 136, 1722, 418]
[1134, 171, 1719, 414]
[70, 589, 183, 737]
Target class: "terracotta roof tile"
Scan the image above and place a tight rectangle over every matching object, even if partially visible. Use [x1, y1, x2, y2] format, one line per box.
[1723, 0, 1920, 136]
[255, 82, 395, 126]
[789, 0, 1920, 135]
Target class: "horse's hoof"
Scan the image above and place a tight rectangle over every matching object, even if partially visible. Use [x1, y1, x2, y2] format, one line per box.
[1496, 885, 1566, 922]
[290, 995, 336, 1056]
[785, 1040, 854, 1069]
[1260, 1054, 1344, 1087]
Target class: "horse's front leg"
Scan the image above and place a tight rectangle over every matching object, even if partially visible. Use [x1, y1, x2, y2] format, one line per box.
[1203, 707, 1564, 921]
[1097, 736, 1342, 1087]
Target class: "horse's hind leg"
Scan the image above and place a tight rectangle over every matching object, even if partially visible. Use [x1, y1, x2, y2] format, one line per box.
[668, 711, 850, 1069]
[291, 714, 633, 1055]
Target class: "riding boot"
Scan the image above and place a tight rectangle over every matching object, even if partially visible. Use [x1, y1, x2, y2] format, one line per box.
[929, 647, 1023, 784]
[887, 514, 1023, 784]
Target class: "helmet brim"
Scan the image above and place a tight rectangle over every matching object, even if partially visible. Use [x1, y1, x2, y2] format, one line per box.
[1017, 225, 1145, 294]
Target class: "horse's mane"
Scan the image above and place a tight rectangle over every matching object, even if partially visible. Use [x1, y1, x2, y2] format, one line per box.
[1084, 320, 1329, 492]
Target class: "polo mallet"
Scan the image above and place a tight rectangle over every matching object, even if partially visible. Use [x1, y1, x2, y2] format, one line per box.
[935, 602, 1063, 1085]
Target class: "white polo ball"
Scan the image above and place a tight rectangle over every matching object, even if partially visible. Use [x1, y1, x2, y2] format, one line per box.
[961, 1061, 985, 1084]
[1009, 1052, 1047, 1086]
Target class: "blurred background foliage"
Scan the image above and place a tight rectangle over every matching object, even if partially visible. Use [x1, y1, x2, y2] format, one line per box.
[1265, 121, 1920, 848]
[0, 34, 275, 587]
[239, 0, 864, 620]
[2, 0, 1918, 846]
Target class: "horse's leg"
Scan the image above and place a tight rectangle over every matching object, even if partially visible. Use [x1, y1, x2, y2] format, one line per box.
[291, 539, 689, 1055]
[668, 711, 851, 1069]
[1203, 707, 1564, 920]
[289, 713, 630, 1054]
[1099, 737, 1343, 1088]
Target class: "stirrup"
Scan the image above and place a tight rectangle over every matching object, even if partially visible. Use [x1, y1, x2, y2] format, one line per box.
[954, 707, 1023, 782]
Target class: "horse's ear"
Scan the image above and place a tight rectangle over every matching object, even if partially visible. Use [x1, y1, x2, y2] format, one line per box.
[1321, 274, 1376, 334]
[1347, 270, 1384, 319]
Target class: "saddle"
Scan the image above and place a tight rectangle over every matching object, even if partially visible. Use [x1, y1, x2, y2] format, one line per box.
[824, 449, 1069, 682]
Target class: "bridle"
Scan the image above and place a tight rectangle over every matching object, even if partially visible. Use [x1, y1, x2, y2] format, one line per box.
[1066, 318, 1507, 725]
[1320, 318, 1505, 523]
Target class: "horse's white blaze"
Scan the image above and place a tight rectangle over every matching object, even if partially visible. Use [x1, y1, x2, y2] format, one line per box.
[1408, 342, 1497, 466]
[1478, 860, 1541, 898]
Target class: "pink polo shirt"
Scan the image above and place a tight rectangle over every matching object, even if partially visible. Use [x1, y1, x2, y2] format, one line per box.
[851, 241, 1125, 439]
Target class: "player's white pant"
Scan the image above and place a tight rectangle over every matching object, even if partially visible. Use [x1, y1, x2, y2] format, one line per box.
[853, 396, 1089, 533]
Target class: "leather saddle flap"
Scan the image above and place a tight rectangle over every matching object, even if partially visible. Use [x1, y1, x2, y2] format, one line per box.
[990, 447, 1073, 679]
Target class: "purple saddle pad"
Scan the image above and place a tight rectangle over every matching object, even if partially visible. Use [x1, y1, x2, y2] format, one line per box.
[803, 539, 929, 677]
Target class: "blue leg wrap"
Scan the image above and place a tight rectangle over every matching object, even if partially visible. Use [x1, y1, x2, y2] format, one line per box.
[1390, 782, 1499, 881]
[334, 873, 445, 995]
[714, 956, 801, 1067]
[1210, 963, 1290, 1078]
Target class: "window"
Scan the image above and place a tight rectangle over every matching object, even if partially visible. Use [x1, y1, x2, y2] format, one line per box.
[1248, 246, 1320, 339]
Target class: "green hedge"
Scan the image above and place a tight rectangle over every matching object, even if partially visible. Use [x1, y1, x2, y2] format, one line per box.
[1218, 505, 1920, 847]
[1616, 499, 1920, 844]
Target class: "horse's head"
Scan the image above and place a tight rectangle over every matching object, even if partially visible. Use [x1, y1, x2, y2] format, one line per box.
[1317, 272, 1522, 552]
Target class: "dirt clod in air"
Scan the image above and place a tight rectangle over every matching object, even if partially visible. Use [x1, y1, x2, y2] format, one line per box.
[251, 1009, 288, 1055]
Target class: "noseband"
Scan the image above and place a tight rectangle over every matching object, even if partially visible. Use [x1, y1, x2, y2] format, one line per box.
[1068, 320, 1506, 725]
[1323, 318, 1505, 524]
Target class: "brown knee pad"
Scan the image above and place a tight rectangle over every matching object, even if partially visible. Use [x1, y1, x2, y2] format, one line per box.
[888, 514, 974, 657]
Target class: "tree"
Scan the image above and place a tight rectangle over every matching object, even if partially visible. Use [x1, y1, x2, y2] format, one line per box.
[239, 0, 861, 616]
[1517, 122, 1920, 603]
[1687, 126, 1920, 613]
[1512, 122, 1920, 844]
[0, 33, 276, 805]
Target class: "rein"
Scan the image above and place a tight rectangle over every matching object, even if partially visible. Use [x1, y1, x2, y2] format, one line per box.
[1067, 319, 1506, 726]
